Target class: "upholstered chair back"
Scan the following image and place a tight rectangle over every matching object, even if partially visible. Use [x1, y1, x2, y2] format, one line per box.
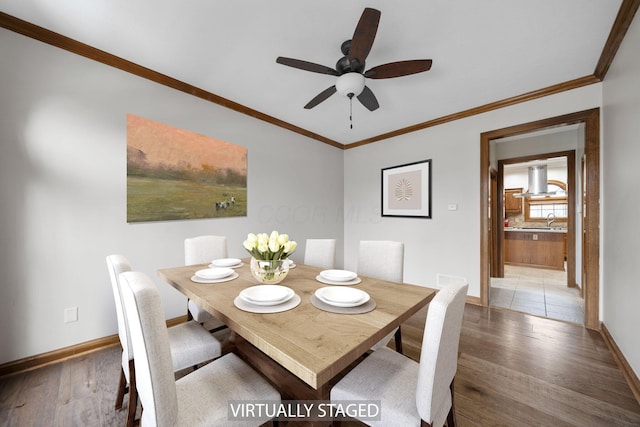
[106, 255, 134, 368]
[357, 240, 404, 283]
[184, 235, 228, 264]
[304, 238, 336, 269]
[416, 281, 468, 426]
[119, 271, 179, 427]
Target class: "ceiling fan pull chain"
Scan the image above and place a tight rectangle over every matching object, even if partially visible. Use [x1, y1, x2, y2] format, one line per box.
[349, 94, 354, 129]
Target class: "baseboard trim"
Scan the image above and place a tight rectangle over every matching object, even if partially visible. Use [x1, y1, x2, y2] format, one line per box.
[466, 295, 483, 306]
[0, 335, 119, 378]
[600, 322, 640, 405]
[0, 315, 189, 378]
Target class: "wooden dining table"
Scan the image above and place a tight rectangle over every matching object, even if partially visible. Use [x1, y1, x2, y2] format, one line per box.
[157, 260, 435, 401]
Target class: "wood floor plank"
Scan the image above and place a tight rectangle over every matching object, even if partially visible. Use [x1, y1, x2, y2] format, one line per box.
[9, 364, 61, 426]
[458, 353, 640, 426]
[54, 396, 102, 427]
[459, 323, 639, 412]
[454, 382, 576, 427]
[0, 372, 23, 410]
[93, 345, 128, 425]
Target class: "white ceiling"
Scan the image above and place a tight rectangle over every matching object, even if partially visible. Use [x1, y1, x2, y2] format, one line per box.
[0, 1, 622, 145]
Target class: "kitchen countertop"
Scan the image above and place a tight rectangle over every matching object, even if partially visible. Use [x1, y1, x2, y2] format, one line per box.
[505, 227, 567, 233]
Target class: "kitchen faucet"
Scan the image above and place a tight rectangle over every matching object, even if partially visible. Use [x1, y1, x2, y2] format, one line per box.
[546, 212, 555, 228]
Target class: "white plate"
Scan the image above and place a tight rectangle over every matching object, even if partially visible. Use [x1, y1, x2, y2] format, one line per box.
[234, 294, 301, 313]
[208, 262, 244, 269]
[285, 259, 296, 269]
[315, 275, 362, 286]
[315, 287, 370, 307]
[240, 285, 292, 304]
[239, 287, 294, 306]
[195, 267, 235, 280]
[320, 269, 357, 282]
[191, 272, 239, 283]
[211, 258, 242, 268]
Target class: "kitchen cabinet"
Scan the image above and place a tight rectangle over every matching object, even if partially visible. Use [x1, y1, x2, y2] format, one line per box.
[504, 188, 523, 214]
[504, 229, 565, 270]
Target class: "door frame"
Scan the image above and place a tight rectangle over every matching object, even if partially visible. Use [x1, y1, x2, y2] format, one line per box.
[480, 108, 600, 329]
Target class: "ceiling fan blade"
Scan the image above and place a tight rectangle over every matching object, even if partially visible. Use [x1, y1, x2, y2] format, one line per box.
[304, 86, 337, 109]
[364, 60, 433, 79]
[348, 8, 381, 65]
[276, 57, 339, 76]
[357, 86, 379, 111]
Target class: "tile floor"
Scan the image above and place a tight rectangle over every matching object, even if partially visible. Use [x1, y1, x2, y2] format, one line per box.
[490, 264, 584, 323]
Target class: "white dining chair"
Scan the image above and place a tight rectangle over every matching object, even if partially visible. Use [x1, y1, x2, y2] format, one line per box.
[184, 235, 228, 331]
[331, 281, 469, 427]
[106, 255, 222, 426]
[303, 238, 336, 269]
[358, 240, 404, 353]
[119, 270, 280, 426]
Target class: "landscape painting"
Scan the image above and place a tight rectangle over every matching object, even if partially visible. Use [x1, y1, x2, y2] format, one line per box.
[127, 114, 247, 222]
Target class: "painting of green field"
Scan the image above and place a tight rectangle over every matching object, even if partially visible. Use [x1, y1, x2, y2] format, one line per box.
[127, 114, 247, 222]
[127, 176, 246, 222]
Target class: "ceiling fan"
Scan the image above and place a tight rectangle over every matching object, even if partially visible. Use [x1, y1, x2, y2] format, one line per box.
[276, 7, 432, 113]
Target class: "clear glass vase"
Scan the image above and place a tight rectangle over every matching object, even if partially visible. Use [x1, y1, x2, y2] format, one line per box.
[250, 258, 290, 284]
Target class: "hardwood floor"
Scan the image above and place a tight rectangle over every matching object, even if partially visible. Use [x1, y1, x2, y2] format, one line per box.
[1, 304, 639, 426]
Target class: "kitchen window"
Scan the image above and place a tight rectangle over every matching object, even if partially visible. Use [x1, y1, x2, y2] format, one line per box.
[524, 180, 567, 221]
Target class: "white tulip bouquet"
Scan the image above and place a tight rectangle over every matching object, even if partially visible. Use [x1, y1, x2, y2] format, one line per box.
[243, 231, 297, 261]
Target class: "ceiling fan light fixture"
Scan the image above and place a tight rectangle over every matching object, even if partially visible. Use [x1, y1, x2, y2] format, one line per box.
[335, 72, 365, 97]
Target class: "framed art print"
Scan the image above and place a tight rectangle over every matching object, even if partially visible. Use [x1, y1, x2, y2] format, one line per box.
[126, 114, 247, 223]
[381, 159, 431, 218]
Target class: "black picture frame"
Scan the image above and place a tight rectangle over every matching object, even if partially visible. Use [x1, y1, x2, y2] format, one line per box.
[381, 159, 432, 218]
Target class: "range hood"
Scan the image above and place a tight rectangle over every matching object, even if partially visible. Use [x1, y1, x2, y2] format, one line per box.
[514, 165, 557, 197]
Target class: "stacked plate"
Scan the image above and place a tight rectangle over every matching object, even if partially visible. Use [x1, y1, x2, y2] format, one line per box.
[316, 269, 361, 285]
[209, 258, 243, 268]
[315, 286, 370, 308]
[191, 267, 238, 283]
[239, 285, 295, 307]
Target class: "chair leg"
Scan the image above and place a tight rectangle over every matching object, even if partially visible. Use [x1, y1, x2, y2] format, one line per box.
[186, 300, 194, 321]
[126, 359, 138, 427]
[115, 367, 127, 410]
[446, 378, 457, 427]
[394, 326, 403, 354]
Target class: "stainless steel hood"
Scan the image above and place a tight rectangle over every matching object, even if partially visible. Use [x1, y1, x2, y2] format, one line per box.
[514, 165, 557, 197]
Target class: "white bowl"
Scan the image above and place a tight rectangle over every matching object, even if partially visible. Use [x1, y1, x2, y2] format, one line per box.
[211, 258, 242, 267]
[240, 285, 292, 303]
[195, 267, 234, 280]
[320, 269, 357, 282]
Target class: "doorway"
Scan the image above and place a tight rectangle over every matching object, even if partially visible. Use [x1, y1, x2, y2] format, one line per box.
[490, 151, 582, 322]
[479, 109, 600, 329]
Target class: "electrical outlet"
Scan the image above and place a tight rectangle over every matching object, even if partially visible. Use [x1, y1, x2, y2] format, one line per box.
[64, 307, 78, 323]
[532, 234, 538, 241]
[447, 204, 458, 211]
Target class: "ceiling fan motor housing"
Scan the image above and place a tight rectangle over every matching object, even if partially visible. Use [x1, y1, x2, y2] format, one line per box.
[336, 40, 365, 74]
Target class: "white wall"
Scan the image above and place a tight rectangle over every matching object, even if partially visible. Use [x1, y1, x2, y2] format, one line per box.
[0, 28, 344, 364]
[343, 85, 602, 298]
[602, 13, 640, 378]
